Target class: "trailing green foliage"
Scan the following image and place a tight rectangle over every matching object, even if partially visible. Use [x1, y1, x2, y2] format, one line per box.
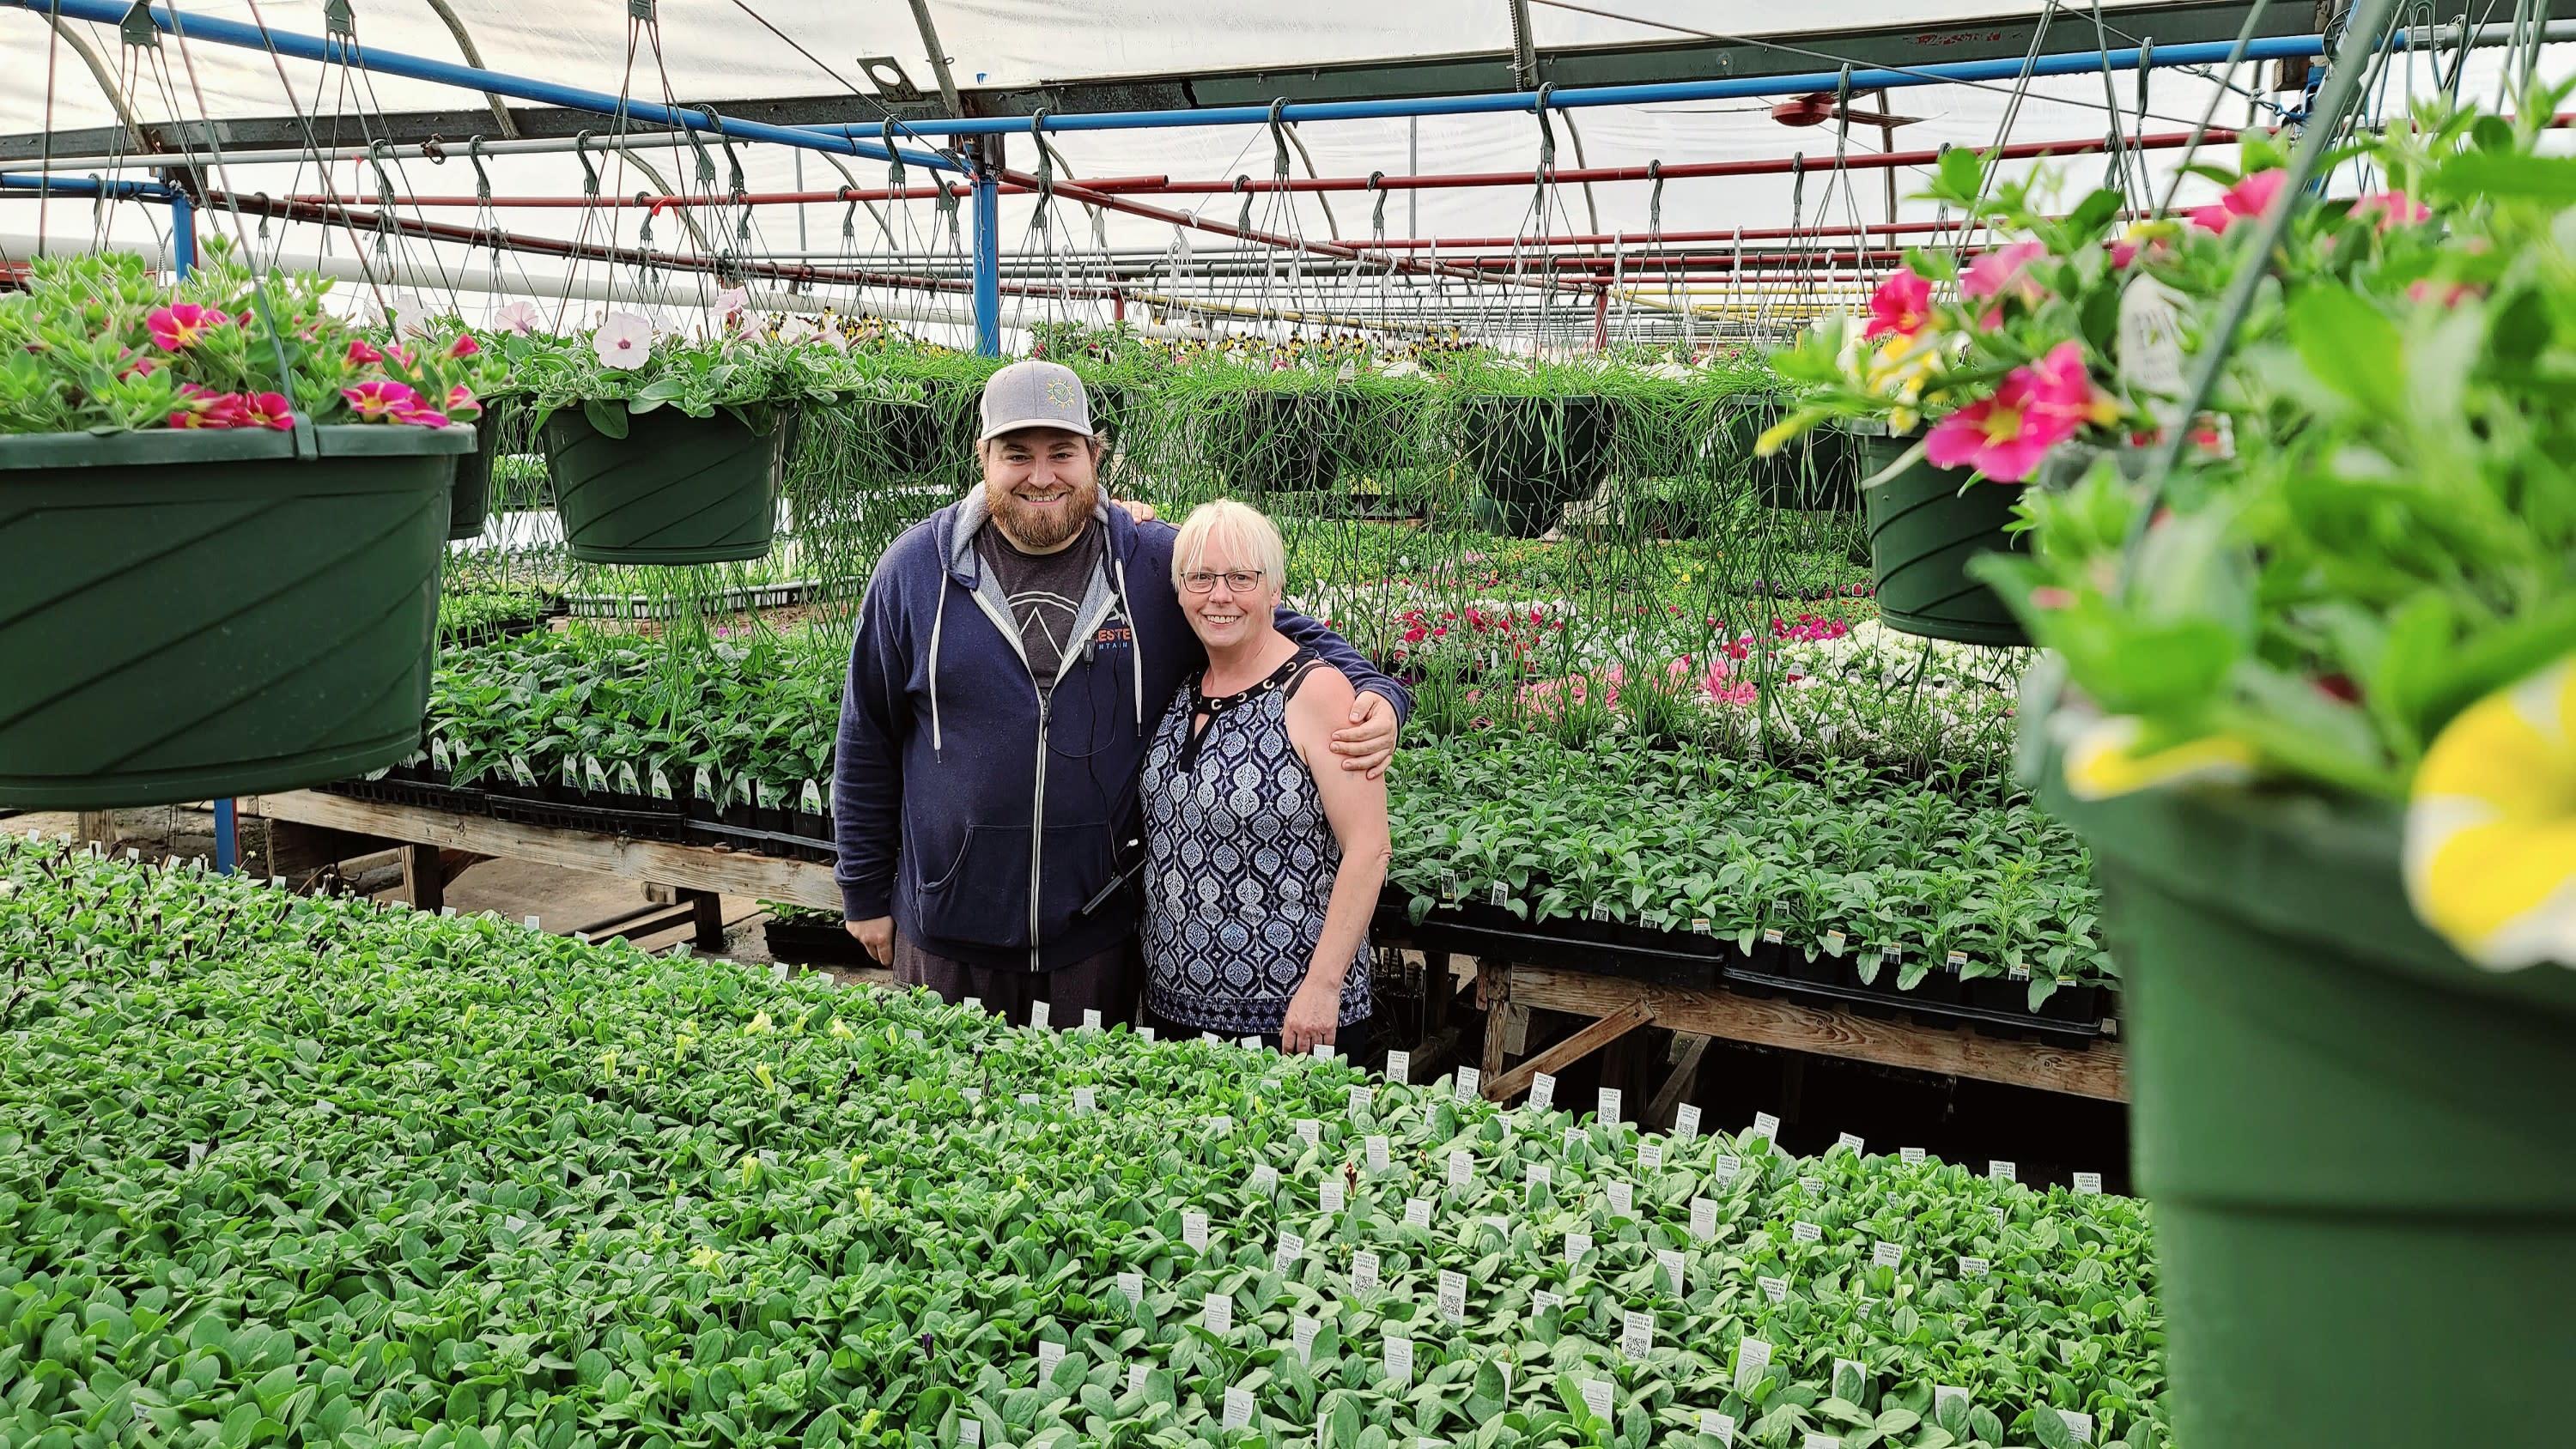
[0, 837, 2158, 1449]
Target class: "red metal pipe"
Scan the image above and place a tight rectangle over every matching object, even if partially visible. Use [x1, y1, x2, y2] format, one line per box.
[260, 176, 1176, 209]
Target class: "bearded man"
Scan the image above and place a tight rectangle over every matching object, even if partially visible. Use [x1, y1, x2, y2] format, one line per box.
[831, 359, 1410, 1027]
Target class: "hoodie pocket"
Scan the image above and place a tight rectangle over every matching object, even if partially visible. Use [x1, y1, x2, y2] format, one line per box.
[910, 821, 1114, 951]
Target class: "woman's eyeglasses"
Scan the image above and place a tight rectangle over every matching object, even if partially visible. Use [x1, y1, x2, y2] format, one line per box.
[1180, 569, 1267, 595]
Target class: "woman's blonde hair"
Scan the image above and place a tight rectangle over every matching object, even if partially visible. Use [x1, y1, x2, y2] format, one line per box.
[1171, 498, 1287, 595]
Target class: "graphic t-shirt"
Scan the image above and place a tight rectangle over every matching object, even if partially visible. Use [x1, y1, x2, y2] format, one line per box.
[975, 522, 1103, 697]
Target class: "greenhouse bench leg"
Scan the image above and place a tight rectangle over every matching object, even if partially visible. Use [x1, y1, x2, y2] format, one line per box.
[403, 844, 444, 912]
[686, 888, 726, 953]
[1483, 999, 1656, 1106]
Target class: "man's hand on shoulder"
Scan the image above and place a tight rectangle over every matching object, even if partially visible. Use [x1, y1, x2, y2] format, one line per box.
[1328, 689, 1400, 780]
[1113, 497, 1158, 524]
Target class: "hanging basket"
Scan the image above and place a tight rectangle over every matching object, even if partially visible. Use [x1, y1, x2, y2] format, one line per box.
[1203, 390, 1365, 494]
[1457, 393, 1613, 537]
[0, 425, 467, 809]
[2038, 750, 2576, 1449]
[446, 406, 505, 541]
[1724, 398, 1857, 512]
[1855, 427, 2030, 646]
[541, 402, 787, 566]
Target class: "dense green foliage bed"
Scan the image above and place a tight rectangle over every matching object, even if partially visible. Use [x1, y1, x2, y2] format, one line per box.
[0, 839, 2159, 1449]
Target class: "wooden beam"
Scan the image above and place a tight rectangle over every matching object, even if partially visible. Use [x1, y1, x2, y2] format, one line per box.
[686, 889, 727, 953]
[239, 791, 843, 912]
[1506, 966, 2128, 1103]
[1644, 1034, 1710, 1129]
[1484, 998, 1655, 1105]
[1478, 960, 1513, 1082]
[402, 844, 444, 912]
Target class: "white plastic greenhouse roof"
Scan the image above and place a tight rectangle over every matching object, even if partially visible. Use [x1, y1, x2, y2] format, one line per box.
[3, 3, 2564, 348]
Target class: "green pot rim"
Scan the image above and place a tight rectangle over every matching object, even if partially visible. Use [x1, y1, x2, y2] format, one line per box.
[0, 423, 474, 470]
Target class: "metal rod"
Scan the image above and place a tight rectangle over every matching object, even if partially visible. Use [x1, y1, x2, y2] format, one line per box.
[971, 162, 1001, 355]
[0, 171, 173, 198]
[5, 0, 960, 171]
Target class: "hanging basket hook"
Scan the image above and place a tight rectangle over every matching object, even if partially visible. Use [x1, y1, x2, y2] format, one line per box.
[466, 134, 493, 203]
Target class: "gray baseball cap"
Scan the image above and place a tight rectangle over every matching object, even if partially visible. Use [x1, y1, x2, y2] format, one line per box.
[977, 359, 1095, 441]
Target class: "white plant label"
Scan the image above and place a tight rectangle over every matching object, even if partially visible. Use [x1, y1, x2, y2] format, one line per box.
[1597, 1087, 1621, 1123]
[1657, 1248, 1686, 1295]
[1901, 1147, 1927, 1166]
[648, 766, 672, 800]
[1714, 1154, 1741, 1184]
[1762, 927, 1784, 947]
[1620, 1309, 1653, 1360]
[1692, 916, 1711, 934]
[1580, 1380, 1614, 1419]
[1383, 1336, 1413, 1385]
[1872, 1240, 1904, 1270]
[1607, 1181, 1634, 1216]
[1080, 1008, 1102, 1032]
[1822, 930, 1847, 955]
[1406, 1197, 1433, 1230]
[1674, 1103, 1702, 1140]
[1443, 870, 1461, 900]
[1759, 1276, 1789, 1303]
[1221, 1386, 1253, 1432]
[1525, 1163, 1552, 1189]
[1297, 1119, 1321, 1147]
[1028, 1001, 1051, 1031]
[1700, 1410, 1737, 1441]
[1638, 1138, 1663, 1171]
[2058, 1410, 2095, 1444]
[1182, 1210, 1209, 1252]
[1352, 1250, 1382, 1293]
[1127, 1363, 1147, 1397]
[1836, 1132, 1864, 1155]
[1934, 1386, 1971, 1417]
[1037, 1341, 1065, 1378]
[1529, 1073, 1556, 1113]
[1116, 1270, 1144, 1305]
[1249, 1164, 1278, 1196]
[1366, 1135, 1390, 1173]
[1734, 1337, 1773, 1391]
[1139, 1025, 1156, 1042]
[513, 756, 539, 789]
[1490, 881, 1508, 908]
[1385, 1049, 1410, 1084]
[1017, 1094, 1041, 1106]
[1276, 1231, 1305, 1270]
[1455, 1066, 1481, 1101]
[2075, 1172, 2104, 1196]
[957, 1420, 981, 1448]
[1947, 949, 1969, 971]
[1533, 1288, 1563, 1313]
[1445, 1152, 1472, 1194]
[1348, 1085, 1374, 1117]
[1072, 1086, 1097, 1114]
[1959, 1256, 1990, 1278]
[1800, 1176, 1826, 1197]
[1201, 1291, 1231, 1335]
[1238, 1035, 1262, 1050]
[1804, 1436, 1843, 1449]
[1792, 1221, 1823, 1245]
[1751, 1112, 1782, 1142]
[1437, 1269, 1467, 1321]
[1564, 1126, 1585, 1154]
[1691, 1197, 1719, 1240]
[1564, 1230, 1593, 1265]
[1990, 1160, 2017, 1184]
[962, 996, 983, 1013]
[618, 762, 643, 797]
[1291, 1316, 1319, 1361]
[1320, 1179, 1346, 1214]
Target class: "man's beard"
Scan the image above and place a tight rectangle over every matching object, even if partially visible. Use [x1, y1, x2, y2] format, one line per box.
[986, 476, 1099, 551]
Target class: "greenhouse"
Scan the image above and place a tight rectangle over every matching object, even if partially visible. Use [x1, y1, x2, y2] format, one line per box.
[1, 3, 2569, 1447]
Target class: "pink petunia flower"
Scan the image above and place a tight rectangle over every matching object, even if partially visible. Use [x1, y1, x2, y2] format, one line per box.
[592, 312, 654, 371]
[393, 406, 453, 428]
[1864, 268, 1933, 341]
[490, 300, 542, 336]
[148, 303, 222, 352]
[2025, 341, 2122, 432]
[341, 379, 422, 422]
[2189, 168, 2288, 236]
[1960, 239, 2049, 318]
[346, 337, 386, 366]
[234, 392, 295, 431]
[2348, 191, 2431, 233]
[447, 333, 482, 359]
[1922, 359, 2084, 482]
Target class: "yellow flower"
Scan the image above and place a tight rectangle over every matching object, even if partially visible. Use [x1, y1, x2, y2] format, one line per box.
[829, 1016, 855, 1040]
[598, 1049, 619, 1073]
[746, 1010, 774, 1034]
[753, 1061, 776, 1090]
[689, 1246, 720, 1271]
[2060, 713, 2257, 801]
[2404, 656, 2576, 969]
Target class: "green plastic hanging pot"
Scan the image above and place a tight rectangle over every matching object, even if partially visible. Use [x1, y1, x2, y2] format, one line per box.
[1204, 390, 1365, 494]
[0, 424, 467, 809]
[1457, 393, 1613, 537]
[1855, 427, 2029, 646]
[541, 401, 787, 565]
[2038, 755, 2576, 1449]
[447, 408, 499, 540]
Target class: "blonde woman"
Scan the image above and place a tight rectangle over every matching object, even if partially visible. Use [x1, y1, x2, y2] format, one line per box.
[1138, 500, 1390, 1055]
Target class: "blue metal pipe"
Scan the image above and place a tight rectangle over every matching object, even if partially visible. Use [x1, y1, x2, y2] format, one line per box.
[805, 33, 2334, 138]
[971, 167, 1000, 356]
[6, 0, 961, 173]
[169, 188, 196, 274]
[0, 172, 174, 198]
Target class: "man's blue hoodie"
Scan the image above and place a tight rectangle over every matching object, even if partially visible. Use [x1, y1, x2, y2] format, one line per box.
[833, 490, 1410, 972]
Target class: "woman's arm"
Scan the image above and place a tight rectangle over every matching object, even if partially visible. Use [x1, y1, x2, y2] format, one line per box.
[1281, 665, 1393, 1052]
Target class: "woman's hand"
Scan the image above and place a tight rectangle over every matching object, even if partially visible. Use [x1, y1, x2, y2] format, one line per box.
[1280, 972, 1345, 1056]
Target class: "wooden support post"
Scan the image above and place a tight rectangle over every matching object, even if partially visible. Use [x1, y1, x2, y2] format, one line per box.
[1644, 1034, 1710, 1129]
[1484, 999, 1656, 1105]
[1422, 949, 1455, 1034]
[687, 889, 726, 953]
[402, 844, 445, 912]
[1478, 960, 1514, 1082]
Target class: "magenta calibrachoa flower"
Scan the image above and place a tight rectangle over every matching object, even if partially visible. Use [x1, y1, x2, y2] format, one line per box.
[1923, 355, 2082, 482]
[168, 384, 246, 429]
[2189, 168, 2287, 236]
[340, 379, 421, 422]
[147, 303, 228, 352]
[234, 392, 295, 431]
[1865, 268, 1933, 341]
